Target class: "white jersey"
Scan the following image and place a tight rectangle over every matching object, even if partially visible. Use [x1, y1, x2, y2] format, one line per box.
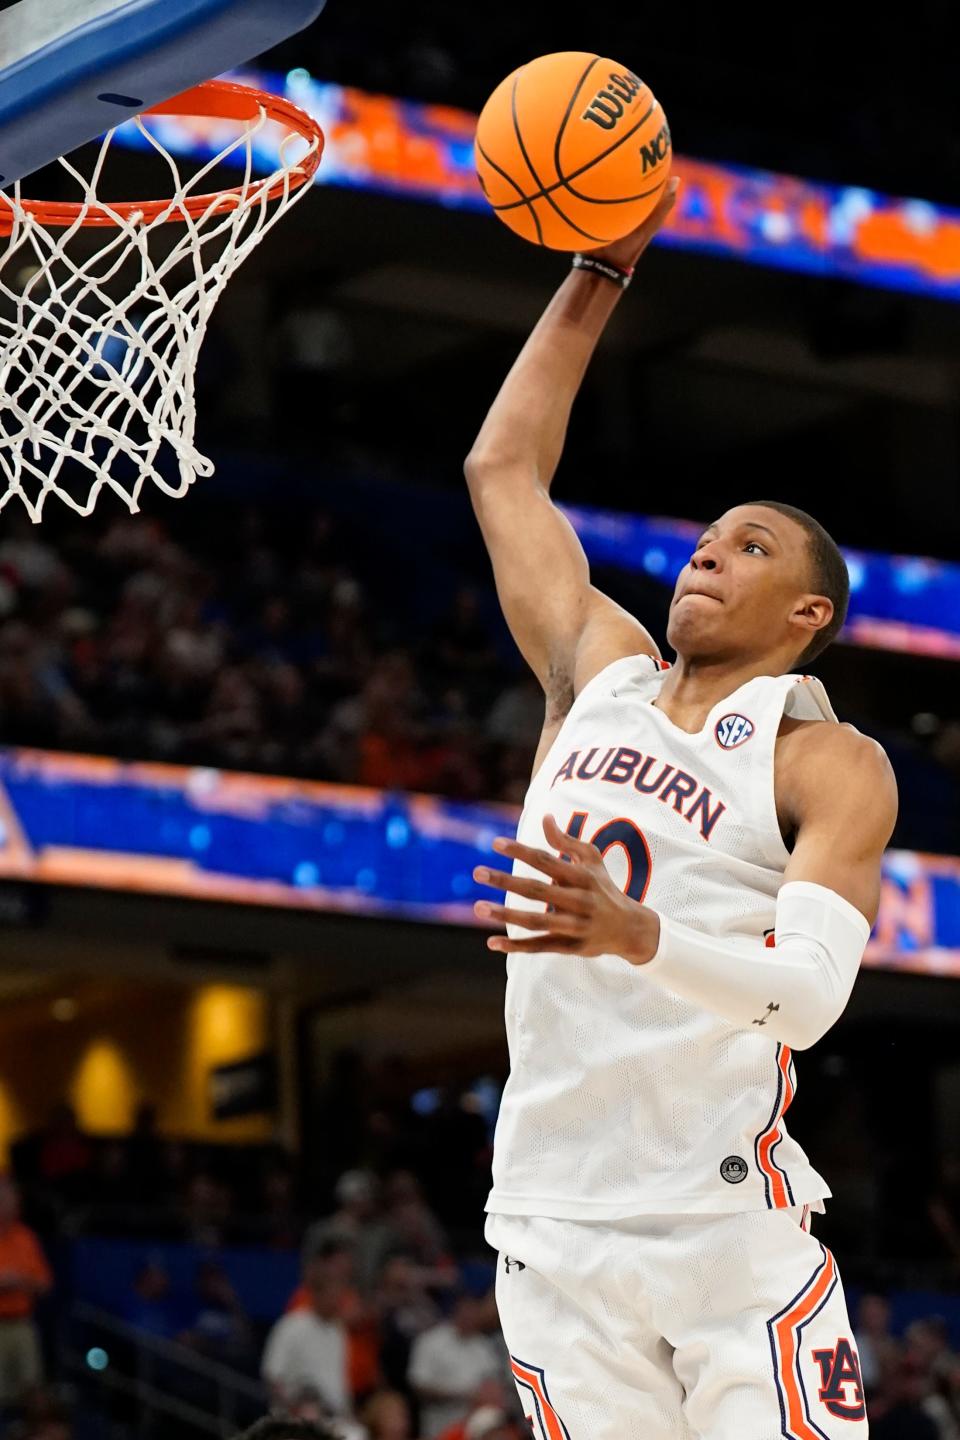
[486, 654, 839, 1220]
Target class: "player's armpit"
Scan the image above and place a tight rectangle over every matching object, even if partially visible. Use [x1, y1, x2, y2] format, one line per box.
[780, 727, 899, 927]
[572, 586, 661, 697]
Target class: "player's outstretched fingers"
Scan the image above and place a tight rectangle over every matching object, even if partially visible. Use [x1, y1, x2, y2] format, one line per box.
[473, 865, 591, 912]
[490, 836, 581, 883]
[474, 901, 586, 931]
[488, 933, 585, 954]
[542, 812, 600, 862]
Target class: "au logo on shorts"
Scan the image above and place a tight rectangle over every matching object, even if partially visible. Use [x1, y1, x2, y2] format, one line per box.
[720, 1155, 748, 1184]
[812, 1339, 866, 1421]
[715, 713, 755, 749]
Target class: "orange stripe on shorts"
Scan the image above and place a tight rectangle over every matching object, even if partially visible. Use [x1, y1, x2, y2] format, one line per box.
[772, 1247, 837, 1440]
[510, 1358, 569, 1440]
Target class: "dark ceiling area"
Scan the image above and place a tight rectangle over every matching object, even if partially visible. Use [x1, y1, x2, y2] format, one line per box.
[263, 0, 960, 203]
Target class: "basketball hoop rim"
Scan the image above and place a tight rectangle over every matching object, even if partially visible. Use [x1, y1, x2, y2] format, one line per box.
[0, 79, 325, 234]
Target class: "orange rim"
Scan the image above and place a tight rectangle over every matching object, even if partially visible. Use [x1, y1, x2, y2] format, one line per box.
[0, 79, 324, 233]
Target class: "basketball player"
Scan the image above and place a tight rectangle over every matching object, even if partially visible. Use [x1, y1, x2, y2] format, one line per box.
[466, 177, 897, 1440]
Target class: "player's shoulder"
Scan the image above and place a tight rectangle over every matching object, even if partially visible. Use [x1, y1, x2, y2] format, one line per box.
[778, 716, 897, 804]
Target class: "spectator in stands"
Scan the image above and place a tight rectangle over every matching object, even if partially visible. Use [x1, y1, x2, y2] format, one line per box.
[0, 485, 951, 849]
[286, 1239, 381, 1403]
[360, 1387, 418, 1440]
[310, 574, 373, 707]
[0, 621, 88, 750]
[374, 1255, 441, 1395]
[303, 1170, 387, 1296]
[35, 1103, 92, 1203]
[179, 1171, 232, 1248]
[870, 1356, 941, 1440]
[485, 669, 544, 805]
[262, 1255, 353, 1418]
[905, 1319, 960, 1439]
[321, 649, 432, 792]
[428, 586, 499, 708]
[260, 1163, 303, 1252]
[407, 1294, 502, 1438]
[179, 1260, 256, 1370]
[906, 1317, 958, 1387]
[0, 1177, 52, 1410]
[7, 1389, 73, 1440]
[435, 1405, 517, 1440]
[380, 1173, 456, 1292]
[279, 1386, 368, 1438]
[122, 1258, 180, 1340]
[484, 669, 543, 754]
[855, 1292, 901, 1394]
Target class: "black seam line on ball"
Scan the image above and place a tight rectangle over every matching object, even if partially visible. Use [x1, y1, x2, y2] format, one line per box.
[493, 98, 661, 214]
[476, 132, 544, 245]
[552, 53, 603, 177]
[509, 72, 606, 244]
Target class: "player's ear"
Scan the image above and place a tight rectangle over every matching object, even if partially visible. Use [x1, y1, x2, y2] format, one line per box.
[789, 594, 833, 644]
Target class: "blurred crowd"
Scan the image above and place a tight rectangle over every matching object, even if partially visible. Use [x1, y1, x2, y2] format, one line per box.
[108, 1162, 527, 1440]
[2, 1121, 527, 1440]
[855, 1297, 960, 1440]
[0, 502, 540, 806]
[1, 483, 959, 858]
[5, 1134, 960, 1440]
[0, 1083, 957, 1438]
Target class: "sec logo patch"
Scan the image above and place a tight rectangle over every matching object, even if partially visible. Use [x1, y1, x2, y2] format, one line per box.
[715, 713, 755, 749]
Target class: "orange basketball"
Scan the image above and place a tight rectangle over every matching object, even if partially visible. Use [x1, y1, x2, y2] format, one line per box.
[475, 51, 672, 251]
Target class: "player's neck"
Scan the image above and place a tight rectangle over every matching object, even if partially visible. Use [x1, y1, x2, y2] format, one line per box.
[654, 653, 790, 733]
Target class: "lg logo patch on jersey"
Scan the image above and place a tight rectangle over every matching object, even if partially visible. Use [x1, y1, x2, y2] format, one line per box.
[715, 713, 755, 749]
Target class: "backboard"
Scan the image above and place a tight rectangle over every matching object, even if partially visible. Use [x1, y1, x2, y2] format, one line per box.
[0, 0, 328, 187]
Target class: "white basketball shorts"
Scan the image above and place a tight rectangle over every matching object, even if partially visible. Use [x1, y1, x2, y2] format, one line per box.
[485, 1205, 867, 1440]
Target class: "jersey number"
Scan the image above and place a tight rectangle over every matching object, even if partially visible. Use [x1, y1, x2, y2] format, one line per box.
[566, 811, 652, 903]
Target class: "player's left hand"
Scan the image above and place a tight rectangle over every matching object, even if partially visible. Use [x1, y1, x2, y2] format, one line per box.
[473, 813, 660, 965]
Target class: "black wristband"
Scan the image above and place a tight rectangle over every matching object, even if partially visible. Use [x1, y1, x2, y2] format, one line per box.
[571, 252, 634, 289]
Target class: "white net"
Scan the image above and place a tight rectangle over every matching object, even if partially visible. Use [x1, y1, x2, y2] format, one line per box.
[0, 88, 322, 522]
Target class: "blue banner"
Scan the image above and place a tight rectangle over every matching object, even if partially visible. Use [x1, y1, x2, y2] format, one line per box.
[0, 748, 957, 977]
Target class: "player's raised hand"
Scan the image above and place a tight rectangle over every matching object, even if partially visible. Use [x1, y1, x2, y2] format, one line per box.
[472, 813, 661, 964]
[588, 175, 682, 273]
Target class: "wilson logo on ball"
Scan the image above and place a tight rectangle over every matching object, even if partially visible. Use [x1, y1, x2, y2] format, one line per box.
[640, 123, 671, 173]
[581, 71, 644, 130]
[474, 52, 672, 251]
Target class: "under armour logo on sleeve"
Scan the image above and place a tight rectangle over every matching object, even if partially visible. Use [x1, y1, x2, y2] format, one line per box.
[753, 1002, 780, 1026]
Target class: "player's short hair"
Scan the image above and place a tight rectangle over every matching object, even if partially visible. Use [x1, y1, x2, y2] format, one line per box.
[746, 500, 849, 666]
[233, 1420, 342, 1440]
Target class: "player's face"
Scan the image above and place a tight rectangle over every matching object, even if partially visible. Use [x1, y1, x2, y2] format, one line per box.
[666, 505, 825, 663]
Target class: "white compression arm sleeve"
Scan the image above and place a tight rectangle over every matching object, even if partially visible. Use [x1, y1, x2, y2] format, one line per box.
[643, 880, 872, 1051]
